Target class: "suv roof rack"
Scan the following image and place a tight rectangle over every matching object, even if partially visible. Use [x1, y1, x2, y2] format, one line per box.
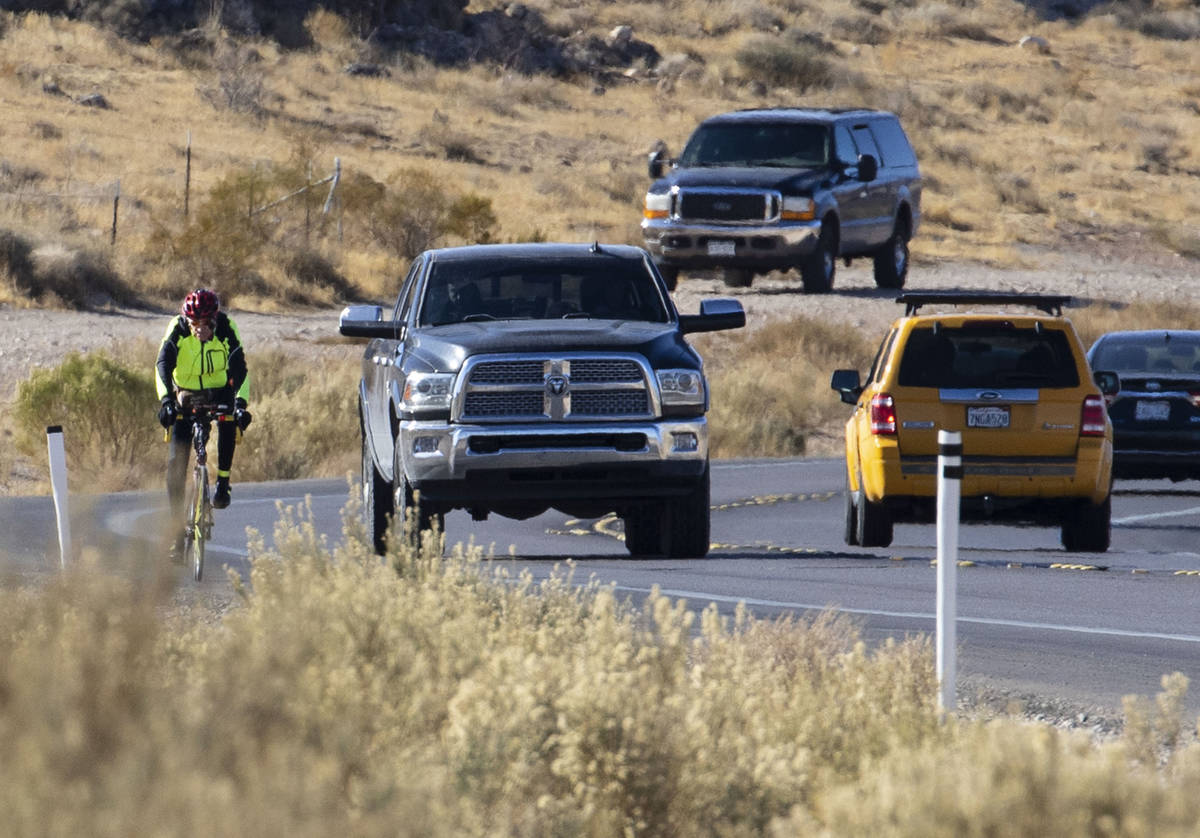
[896, 291, 1072, 317]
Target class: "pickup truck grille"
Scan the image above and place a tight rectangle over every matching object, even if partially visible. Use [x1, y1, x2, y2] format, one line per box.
[677, 189, 779, 223]
[458, 354, 655, 422]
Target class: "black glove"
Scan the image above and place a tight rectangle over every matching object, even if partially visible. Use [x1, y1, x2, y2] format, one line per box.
[157, 395, 177, 429]
[234, 398, 252, 431]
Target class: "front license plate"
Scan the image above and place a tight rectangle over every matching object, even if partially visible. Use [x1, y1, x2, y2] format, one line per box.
[1135, 400, 1170, 421]
[967, 405, 1010, 428]
[707, 240, 736, 257]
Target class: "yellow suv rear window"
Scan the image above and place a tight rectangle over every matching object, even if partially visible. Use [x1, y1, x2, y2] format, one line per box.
[897, 324, 1080, 389]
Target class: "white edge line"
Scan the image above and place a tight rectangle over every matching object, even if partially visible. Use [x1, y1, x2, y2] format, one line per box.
[613, 585, 1200, 645]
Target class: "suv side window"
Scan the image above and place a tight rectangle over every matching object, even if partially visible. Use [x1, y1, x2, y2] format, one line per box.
[850, 124, 881, 164]
[869, 117, 917, 168]
[833, 124, 858, 168]
[868, 328, 898, 385]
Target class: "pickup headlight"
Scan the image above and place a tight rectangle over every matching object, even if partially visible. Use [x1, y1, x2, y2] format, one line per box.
[657, 369, 705, 408]
[644, 191, 671, 220]
[781, 196, 815, 221]
[402, 372, 456, 415]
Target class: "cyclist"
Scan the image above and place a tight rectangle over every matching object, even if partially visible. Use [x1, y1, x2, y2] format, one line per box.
[155, 289, 252, 555]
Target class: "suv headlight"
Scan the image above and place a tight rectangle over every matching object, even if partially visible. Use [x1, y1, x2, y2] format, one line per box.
[402, 372, 456, 414]
[657, 369, 705, 409]
[781, 196, 815, 221]
[644, 191, 671, 220]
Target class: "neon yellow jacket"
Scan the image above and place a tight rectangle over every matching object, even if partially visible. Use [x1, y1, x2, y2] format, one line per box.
[155, 312, 249, 402]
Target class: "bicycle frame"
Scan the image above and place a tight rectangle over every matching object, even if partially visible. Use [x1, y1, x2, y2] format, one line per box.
[178, 391, 233, 582]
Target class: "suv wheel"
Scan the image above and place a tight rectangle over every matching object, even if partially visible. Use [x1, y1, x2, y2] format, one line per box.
[856, 473, 893, 548]
[658, 264, 680, 291]
[722, 267, 754, 288]
[665, 463, 711, 558]
[362, 416, 393, 556]
[873, 218, 910, 289]
[843, 470, 860, 546]
[1060, 495, 1111, 553]
[801, 224, 836, 293]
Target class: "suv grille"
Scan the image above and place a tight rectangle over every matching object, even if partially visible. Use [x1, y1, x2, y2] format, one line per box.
[677, 190, 779, 223]
[458, 355, 655, 422]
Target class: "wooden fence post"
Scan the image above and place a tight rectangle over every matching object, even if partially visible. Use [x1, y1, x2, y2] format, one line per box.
[184, 130, 192, 219]
[111, 179, 120, 245]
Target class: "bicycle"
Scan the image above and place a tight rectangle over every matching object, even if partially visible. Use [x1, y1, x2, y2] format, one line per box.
[174, 390, 234, 582]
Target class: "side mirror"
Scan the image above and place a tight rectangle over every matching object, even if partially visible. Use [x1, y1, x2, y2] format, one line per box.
[856, 153, 878, 183]
[339, 305, 402, 339]
[679, 298, 746, 334]
[1093, 369, 1120, 397]
[830, 368, 863, 405]
[648, 146, 671, 179]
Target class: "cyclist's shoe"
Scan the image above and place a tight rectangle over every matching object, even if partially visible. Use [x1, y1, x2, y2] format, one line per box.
[213, 477, 231, 509]
[168, 536, 185, 565]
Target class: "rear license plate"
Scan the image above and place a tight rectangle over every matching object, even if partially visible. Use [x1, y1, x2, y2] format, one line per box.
[967, 405, 1010, 428]
[707, 240, 736, 257]
[1135, 400, 1170, 421]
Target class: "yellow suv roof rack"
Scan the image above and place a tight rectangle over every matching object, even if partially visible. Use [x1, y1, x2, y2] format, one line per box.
[896, 291, 1072, 317]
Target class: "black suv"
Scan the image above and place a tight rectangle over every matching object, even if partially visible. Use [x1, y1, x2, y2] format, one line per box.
[641, 107, 921, 293]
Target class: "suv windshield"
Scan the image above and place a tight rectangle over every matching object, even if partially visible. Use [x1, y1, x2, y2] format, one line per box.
[898, 325, 1080, 388]
[678, 122, 829, 169]
[419, 258, 670, 326]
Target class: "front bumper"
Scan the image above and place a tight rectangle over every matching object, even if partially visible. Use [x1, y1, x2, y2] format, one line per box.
[641, 217, 820, 269]
[398, 417, 709, 502]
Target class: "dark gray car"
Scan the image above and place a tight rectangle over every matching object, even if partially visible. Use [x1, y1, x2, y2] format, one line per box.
[641, 107, 921, 293]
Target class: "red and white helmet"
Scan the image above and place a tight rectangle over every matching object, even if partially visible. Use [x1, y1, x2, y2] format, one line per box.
[182, 288, 219, 321]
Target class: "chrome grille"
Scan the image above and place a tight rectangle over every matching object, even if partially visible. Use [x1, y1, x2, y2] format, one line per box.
[469, 361, 543, 385]
[457, 354, 655, 422]
[463, 392, 544, 417]
[677, 190, 778, 223]
[570, 360, 642, 383]
[571, 391, 649, 415]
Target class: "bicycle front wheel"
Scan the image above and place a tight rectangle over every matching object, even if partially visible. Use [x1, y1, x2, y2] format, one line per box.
[191, 467, 208, 582]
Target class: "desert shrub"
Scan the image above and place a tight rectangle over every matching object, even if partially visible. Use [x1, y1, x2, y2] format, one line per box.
[12, 350, 160, 492]
[283, 250, 360, 302]
[0, 228, 37, 301]
[362, 167, 498, 261]
[734, 35, 836, 90]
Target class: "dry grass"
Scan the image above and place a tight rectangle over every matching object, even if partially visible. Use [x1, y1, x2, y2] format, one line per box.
[0, 504, 1197, 835]
[0, 0, 1196, 314]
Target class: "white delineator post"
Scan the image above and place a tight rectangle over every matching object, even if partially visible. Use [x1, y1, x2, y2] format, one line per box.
[936, 429, 962, 714]
[46, 425, 71, 569]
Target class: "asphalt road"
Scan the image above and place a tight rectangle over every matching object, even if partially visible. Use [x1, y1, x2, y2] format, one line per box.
[4, 458, 1200, 717]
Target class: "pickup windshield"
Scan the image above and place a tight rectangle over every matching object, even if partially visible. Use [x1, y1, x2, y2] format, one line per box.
[419, 258, 670, 326]
[678, 122, 830, 169]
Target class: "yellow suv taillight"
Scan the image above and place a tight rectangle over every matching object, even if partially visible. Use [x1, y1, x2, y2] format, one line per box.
[870, 393, 896, 435]
[1080, 394, 1107, 436]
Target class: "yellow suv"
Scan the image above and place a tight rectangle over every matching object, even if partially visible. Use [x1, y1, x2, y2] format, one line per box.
[830, 292, 1116, 552]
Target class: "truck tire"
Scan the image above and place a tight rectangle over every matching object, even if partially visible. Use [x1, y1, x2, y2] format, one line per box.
[624, 504, 666, 557]
[393, 446, 444, 551]
[665, 463, 711, 558]
[722, 268, 754, 288]
[1060, 495, 1111, 553]
[801, 224, 836, 293]
[362, 415, 392, 555]
[872, 218, 909, 289]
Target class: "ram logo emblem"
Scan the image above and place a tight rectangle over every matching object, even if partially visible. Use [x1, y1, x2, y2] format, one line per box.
[545, 374, 569, 396]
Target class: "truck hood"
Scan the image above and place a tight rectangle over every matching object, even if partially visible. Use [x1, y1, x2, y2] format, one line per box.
[409, 320, 700, 371]
[656, 166, 825, 194]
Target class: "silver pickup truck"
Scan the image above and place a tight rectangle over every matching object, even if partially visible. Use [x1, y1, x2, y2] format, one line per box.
[339, 242, 745, 558]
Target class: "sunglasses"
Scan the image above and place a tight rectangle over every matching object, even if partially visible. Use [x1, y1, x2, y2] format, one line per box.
[188, 318, 214, 329]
